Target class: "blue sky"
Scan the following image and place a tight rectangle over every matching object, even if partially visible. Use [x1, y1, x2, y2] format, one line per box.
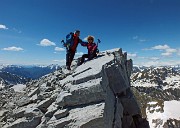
[0, 0, 180, 66]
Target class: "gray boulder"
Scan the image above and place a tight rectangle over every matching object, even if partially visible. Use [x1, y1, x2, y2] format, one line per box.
[16, 96, 31, 107]
[28, 87, 40, 97]
[56, 78, 105, 107]
[47, 103, 104, 128]
[54, 109, 69, 119]
[37, 98, 54, 113]
[3, 116, 41, 128]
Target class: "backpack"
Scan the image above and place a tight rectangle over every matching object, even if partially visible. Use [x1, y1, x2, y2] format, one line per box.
[65, 32, 74, 47]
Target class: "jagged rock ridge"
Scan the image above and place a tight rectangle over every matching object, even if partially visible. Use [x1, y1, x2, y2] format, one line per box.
[0, 48, 149, 128]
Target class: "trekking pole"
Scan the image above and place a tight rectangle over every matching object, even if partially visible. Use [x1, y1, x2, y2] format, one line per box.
[61, 40, 65, 45]
[61, 39, 66, 48]
[61, 39, 70, 50]
[96, 39, 101, 54]
[97, 39, 101, 47]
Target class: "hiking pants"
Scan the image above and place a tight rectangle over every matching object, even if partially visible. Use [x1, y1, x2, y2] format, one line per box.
[80, 51, 97, 65]
[66, 49, 75, 67]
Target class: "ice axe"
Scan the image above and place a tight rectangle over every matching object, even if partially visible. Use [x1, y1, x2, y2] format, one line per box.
[97, 39, 101, 47]
[61, 39, 65, 45]
[96, 39, 101, 53]
[61, 39, 70, 50]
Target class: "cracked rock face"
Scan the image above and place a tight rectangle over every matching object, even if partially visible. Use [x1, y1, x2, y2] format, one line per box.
[0, 48, 149, 128]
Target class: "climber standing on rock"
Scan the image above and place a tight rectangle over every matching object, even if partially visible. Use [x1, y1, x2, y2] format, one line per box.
[62, 30, 83, 70]
[79, 35, 98, 65]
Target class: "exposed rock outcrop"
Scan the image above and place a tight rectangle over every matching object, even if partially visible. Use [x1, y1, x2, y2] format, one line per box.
[0, 48, 149, 128]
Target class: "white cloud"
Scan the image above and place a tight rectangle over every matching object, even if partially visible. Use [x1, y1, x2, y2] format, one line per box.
[149, 57, 160, 61]
[133, 36, 138, 40]
[165, 48, 177, 53]
[13, 28, 22, 33]
[144, 44, 179, 57]
[151, 44, 170, 50]
[53, 59, 66, 65]
[83, 36, 96, 41]
[136, 56, 160, 61]
[177, 49, 180, 56]
[161, 52, 172, 56]
[54, 47, 65, 52]
[161, 48, 177, 56]
[133, 36, 148, 42]
[76, 52, 84, 56]
[0, 24, 8, 30]
[2, 46, 24, 51]
[136, 60, 180, 67]
[53, 59, 66, 63]
[127, 53, 137, 58]
[143, 44, 170, 51]
[134, 45, 180, 66]
[139, 39, 147, 42]
[138, 56, 146, 59]
[83, 37, 88, 41]
[38, 39, 56, 46]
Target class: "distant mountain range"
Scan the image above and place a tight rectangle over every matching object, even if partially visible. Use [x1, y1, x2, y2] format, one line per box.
[0, 71, 28, 86]
[0, 64, 179, 88]
[0, 64, 61, 88]
[132, 65, 180, 89]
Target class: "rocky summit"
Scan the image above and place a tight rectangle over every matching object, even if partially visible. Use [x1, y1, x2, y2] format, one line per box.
[0, 48, 149, 128]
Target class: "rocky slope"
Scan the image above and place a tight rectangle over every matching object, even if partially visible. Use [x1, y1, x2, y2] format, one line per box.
[0, 77, 6, 89]
[131, 66, 180, 127]
[0, 48, 149, 128]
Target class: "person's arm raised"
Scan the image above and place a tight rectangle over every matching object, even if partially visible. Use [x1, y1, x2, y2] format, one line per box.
[79, 39, 88, 46]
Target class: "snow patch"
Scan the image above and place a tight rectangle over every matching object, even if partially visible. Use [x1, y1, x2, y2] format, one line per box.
[147, 100, 180, 128]
[11, 84, 26, 92]
[148, 101, 158, 105]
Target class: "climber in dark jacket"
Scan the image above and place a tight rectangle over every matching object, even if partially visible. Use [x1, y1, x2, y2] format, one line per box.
[80, 35, 97, 65]
[64, 30, 83, 70]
